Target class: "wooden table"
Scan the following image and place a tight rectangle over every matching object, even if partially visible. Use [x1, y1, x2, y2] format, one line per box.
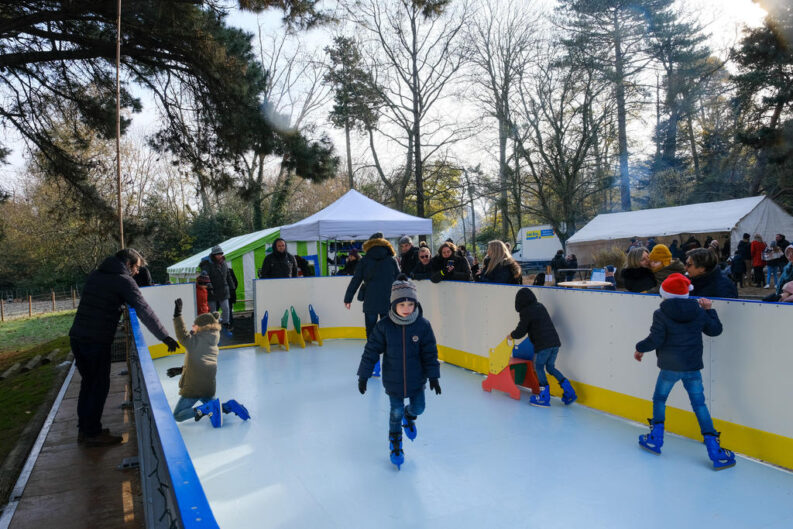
[557, 280, 613, 289]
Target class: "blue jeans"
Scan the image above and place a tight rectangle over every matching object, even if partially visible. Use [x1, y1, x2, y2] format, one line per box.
[389, 390, 426, 433]
[652, 370, 715, 435]
[173, 396, 212, 422]
[208, 299, 230, 324]
[766, 264, 780, 287]
[533, 346, 565, 387]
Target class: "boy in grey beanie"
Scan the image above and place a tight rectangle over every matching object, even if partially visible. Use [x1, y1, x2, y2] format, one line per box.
[357, 274, 441, 469]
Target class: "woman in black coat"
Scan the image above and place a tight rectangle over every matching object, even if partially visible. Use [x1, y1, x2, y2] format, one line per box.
[621, 247, 657, 293]
[478, 240, 522, 284]
[430, 242, 473, 282]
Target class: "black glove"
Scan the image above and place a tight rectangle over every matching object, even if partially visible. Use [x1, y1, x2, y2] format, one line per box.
[166, 366, 183, 378]
[164, 337, 179, 352]
[358, 377, 367, 395]
[174, 298, 183, 318]
[429, 378, 441, 395]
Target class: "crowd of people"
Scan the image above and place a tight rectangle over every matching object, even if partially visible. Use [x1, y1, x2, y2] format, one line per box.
[619, 233, 793, 303]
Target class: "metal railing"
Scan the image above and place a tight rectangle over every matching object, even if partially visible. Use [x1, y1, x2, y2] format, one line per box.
[127, 308, 219, 529]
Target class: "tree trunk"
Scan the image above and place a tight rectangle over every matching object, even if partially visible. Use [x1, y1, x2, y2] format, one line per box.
[613, 15, 631, 211]
[687, 115, 701, 184]
[345, 120, 354, 189]
[252, 154, 265, 230]
[411, 11, 425, 218]
[498, 114, 509, 240]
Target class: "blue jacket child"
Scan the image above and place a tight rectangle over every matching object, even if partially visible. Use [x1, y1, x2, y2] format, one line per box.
[357, 275, 441, 469]
[634, 272, 736, 470]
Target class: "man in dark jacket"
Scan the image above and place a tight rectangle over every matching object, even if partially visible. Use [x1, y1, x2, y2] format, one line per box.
[398, 236, 420, 279]
[344, 233, 401, 346]
[775, 233, 789, 252]
[550, 250, 567, 284]
[200, 246, 235, 328]
[259, 238, 298, 279]
[509, 287, 576, 406]
[69, 249, 179, 446]
[736, 233, 752, 282]
[685, 248, 739, 299]
[410, 246, 433, 280]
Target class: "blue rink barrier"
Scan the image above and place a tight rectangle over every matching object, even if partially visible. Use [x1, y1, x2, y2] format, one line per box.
[128, 308, 219, 529]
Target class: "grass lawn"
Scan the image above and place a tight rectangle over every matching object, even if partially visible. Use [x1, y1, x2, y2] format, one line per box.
[0, 312, 76, 464]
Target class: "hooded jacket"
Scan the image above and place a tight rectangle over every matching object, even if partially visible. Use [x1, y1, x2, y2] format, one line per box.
[69, 256, 169, 343]
[357, 303, 440, 398]
[689, 268, 739, 299]
[344, 238, 401, 314]
[635, 298, 722, 371]
[510, 288, 561, 352]
[400, 245, 420, 279]
[259, 249, 298, 279]
[173, 314, 219, 398]
[201, 255, 233, 302]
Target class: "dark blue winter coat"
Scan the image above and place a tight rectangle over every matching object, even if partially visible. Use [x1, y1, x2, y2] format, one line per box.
[510, 288, 561, 352]
[478, 260, 522, 285]
[635, 298, 722, 371]
[70, 256, 170, 343]
[357, 305, 440, 398]
[344, 238, 400, 314]
[689, 267, 738, 299]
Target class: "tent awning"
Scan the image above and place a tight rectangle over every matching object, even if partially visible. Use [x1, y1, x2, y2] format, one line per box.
[566, 196, 766, 244]
[279, 189, 432, 241]
[167, 227, 280, 276]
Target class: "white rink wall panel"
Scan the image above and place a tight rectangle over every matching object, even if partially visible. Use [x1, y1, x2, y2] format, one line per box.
[138, 284, 196, 347]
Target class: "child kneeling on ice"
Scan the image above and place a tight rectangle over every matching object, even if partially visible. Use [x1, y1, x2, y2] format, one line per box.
[509, 287, 577, 406]
[634, 273, 736, 470]
[357, 275, 441, 469]
[167, 298, 249, 427]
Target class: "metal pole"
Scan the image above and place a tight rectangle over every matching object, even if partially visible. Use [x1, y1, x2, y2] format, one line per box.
[116, 0, 125, 249]
[28, 295, 32, 318]
[1, 299, 4, 322]
[51, 290, 55, 312]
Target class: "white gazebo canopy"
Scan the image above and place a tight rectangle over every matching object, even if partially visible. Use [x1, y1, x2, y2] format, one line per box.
[279, 189, 433, 241]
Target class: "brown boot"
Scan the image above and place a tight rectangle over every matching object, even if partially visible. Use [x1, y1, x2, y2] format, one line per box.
[82, 430, 122, 447]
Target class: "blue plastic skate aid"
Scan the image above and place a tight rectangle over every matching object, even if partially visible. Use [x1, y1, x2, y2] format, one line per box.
[309, 304, 319, 325]
[512, 338, 535, 361]
[261, 310, 269, 333]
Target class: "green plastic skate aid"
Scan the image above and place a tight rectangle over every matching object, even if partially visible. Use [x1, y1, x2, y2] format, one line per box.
[280, 309, 289, 329]
[290, 306, 301, 331]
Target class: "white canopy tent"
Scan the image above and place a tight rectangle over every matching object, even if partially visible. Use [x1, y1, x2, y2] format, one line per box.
[279, 189, 433, 241]
[566, 196, 793, 264]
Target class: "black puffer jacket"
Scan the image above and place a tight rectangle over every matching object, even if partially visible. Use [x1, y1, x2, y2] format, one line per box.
[621, 267, 657, 293]
[478, 260, 522, 285]
[201, 256, 233, 302]
[70, 256, 169, 343]
[357, 304, 440, 398]
[689, 268, 739, 299]
[410, 261, 433, 280]
[259, 251, 298, 279]
[344, 238, 401, 314]
[510, 288, 561, 351]
[636, 298, 722, 371]
[430, 254, 473, 282]
[400, 246, 420, 279]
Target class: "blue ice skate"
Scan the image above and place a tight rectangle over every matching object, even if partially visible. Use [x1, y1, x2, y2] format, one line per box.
[372, 360, 381, 378]
[389, 432, 404, 470]
[638, 419, 664, 454]
[222, 399, 250, 421]
[560, 379, 577, 405]
[529, 385, 550, 407]
[703, 432, 736, 470]
[195, 399, 222, 428]
[402, 410, 417, 441]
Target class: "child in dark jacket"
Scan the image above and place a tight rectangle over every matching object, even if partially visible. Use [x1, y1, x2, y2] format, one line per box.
[357, 275, 441, 469]
[634, 273, 736, 470]
[509, 288, 577, 407]
[167, 298, 249, 427]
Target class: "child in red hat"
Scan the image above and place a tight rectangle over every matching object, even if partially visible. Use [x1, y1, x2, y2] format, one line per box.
[633, 273, 736, 470]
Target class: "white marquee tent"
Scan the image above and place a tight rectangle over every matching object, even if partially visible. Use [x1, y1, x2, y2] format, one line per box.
[279, 189, 433, 241]
[566, 196, 793, 264]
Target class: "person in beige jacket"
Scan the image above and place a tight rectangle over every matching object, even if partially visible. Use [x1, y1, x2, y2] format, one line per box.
[167, 298, 249, 427]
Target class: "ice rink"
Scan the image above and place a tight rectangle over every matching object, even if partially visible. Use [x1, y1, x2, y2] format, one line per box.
[154, 340, 793, 529]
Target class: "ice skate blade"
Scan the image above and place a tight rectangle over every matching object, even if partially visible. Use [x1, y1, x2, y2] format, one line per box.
[639, 442, 661, 455]
[712, 460, 736, 470]
[529, 401, 550, 407]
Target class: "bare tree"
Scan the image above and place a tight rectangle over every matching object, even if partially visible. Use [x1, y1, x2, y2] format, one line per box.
[343, 0, 471, 219]
[467, 0, 542, 240]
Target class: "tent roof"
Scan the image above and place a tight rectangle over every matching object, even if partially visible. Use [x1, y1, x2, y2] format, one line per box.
[567, 196, 766, 244]
[167, 227, 280, 276]
[279, 189, 433, 241]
